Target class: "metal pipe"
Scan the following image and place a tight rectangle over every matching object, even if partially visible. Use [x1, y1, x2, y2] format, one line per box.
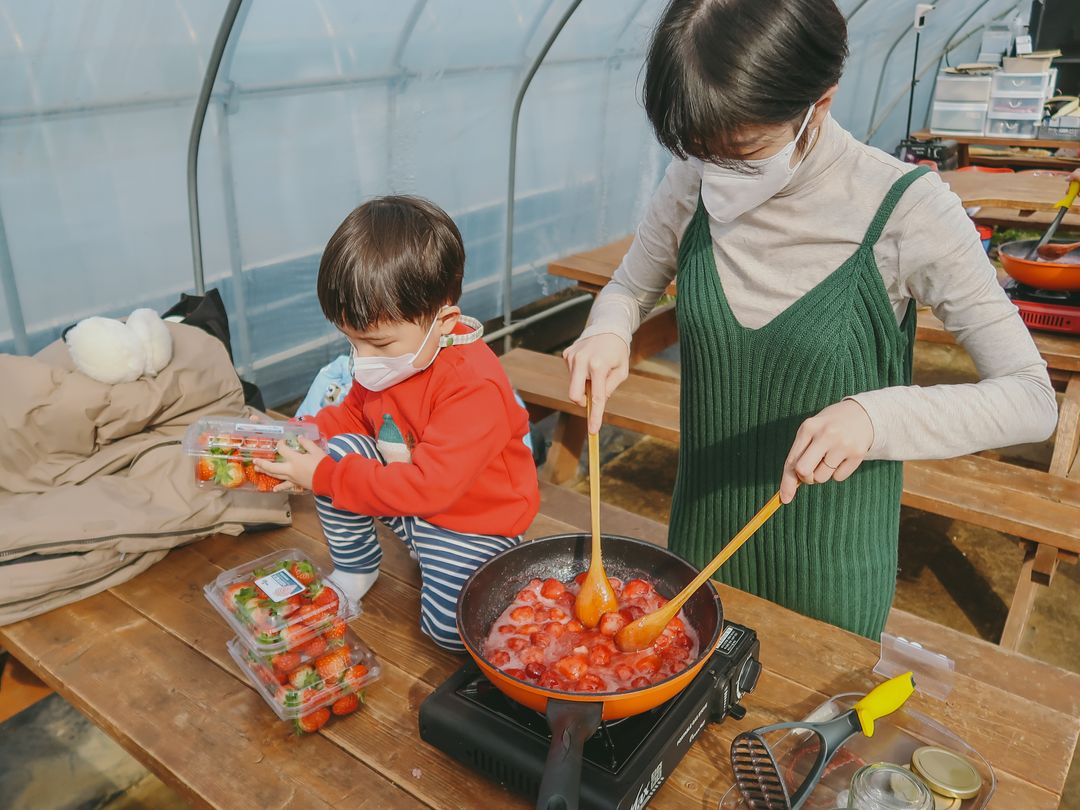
[0, 202, 29, 355]
[484, 293, 594, 343]
[502, 0, 586, 353]
[187, 0, 246, 296]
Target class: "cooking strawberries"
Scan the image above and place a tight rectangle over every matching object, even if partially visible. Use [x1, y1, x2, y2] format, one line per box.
[482, 574, 698, 693]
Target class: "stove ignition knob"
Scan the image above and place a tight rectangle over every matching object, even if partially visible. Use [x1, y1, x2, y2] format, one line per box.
[727, 703, 747, 721]
[735, 658, 761, 701]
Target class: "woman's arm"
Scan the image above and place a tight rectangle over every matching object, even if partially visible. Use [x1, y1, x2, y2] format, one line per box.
[575, 158, 700, 348]
[848, 175, 1058, 461]
[565, 158, 700, 429]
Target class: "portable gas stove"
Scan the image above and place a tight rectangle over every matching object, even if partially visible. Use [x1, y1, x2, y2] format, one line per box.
[419, 622, 760, 810]
[1006, 281, 1080, 335]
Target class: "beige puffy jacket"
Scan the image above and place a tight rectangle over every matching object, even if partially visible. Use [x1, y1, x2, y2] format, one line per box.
[0, 322, 291, 624]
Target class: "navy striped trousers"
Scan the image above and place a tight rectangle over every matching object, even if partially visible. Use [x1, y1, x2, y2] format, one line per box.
[316, 433, 520, 652]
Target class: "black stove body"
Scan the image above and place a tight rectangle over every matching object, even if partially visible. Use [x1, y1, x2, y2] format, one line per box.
[419, 621, 760, 810]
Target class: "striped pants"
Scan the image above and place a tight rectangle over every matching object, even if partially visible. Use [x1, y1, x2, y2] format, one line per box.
[316, 433, 520, 652]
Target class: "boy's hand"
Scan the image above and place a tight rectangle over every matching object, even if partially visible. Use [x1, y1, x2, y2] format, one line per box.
[779, 400, 874, 504]
[254, 437, 327, 493]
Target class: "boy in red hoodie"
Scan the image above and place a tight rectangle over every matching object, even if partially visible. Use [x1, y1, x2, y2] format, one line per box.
[257, 196, 539, 651]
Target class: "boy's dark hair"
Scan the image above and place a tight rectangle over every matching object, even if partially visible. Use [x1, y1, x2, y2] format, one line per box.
[644, 0, 848, 166]
[318, 195, 465, 332]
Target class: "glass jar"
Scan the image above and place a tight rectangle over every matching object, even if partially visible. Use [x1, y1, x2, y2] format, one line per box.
[847, 763, 935, 810]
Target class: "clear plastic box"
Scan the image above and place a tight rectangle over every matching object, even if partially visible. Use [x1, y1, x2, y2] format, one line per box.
[930, 102, 987, 135]
[228, 625, 380, 720]
[989, 94, 1044, 115]
[204, 548, 353, 655]
[986, 115, 1040, 139]
[992, 72, 1049, 95]
[718, 694, 994, 809]
[183, 415, 321, 492]
[934, 74, 991, 104]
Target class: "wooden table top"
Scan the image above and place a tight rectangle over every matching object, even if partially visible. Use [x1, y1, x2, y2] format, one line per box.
[1, 485, 1078, 808]
[939, 170, 1080, 213]
[549, 236, 1080, 374]
[912, 131, 1080, 151]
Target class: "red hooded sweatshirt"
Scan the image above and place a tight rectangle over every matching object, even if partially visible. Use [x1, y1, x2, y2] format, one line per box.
[310, 323, 539, 537]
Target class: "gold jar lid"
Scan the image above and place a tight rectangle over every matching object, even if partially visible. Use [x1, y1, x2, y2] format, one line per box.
[900, 764, 961, 809]
[911, 746, 982, 800]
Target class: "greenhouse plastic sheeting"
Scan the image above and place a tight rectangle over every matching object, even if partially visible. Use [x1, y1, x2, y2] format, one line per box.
[0, 0, 1033, 405]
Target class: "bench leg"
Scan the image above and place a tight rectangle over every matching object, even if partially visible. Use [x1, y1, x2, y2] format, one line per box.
[1000, 543, 1059, 650]
[542, 413, 587, 485]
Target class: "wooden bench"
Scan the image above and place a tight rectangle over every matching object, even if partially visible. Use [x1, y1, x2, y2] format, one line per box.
[503, 347, 1080, 650]
[1, 484, 1078, 808]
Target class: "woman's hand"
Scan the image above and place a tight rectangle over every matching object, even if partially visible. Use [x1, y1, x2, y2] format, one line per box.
[254, 437, 327, 493]
[1069, 169, 1080, 189]
[564, 334, 631, 433]
[779, 400, 874, 504]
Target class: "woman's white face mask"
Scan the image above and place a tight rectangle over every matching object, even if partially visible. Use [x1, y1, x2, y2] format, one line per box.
[700, 104, 817, 224]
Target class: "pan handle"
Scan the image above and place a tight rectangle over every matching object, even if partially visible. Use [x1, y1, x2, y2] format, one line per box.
[535, 699, 603, 810]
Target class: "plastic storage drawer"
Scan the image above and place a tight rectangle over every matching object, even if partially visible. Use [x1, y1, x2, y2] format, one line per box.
[989, 95, 1044, 115]
[934, 74, 991, 103]
[986, 115, 1040, 138]
[992, 72, 1048, 94]
[929, 102, 987, 135]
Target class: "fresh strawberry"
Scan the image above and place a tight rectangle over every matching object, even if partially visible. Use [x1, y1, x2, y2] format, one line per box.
[196, 457, 218, 481]
[294, 707, 331, 734]
[222, 582, 257, 611]
[275, 686, 302, 711]
[311, 586, 339, 610]
[298, 603, 332, 628]
[290, 560, 317, 586]
[315, 648, 351, 681]
[251, 470, 281, 492]
[298, 636, 327, 660]
[271, 651, 301, 673]
[218, 460, 245, 489]
[255, 629, 282, 646]
[243, 462, 258, 484]
[323, 620, 347, 642]
[281, 624, 311, 648]
[288, 665, 321, 690]
[331, 694, 360, 716]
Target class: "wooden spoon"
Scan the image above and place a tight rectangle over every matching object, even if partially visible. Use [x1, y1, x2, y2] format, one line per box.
[615, 491, 784, 652]
[574, 382, 618, 628]
[1036, 240, 1080, 260]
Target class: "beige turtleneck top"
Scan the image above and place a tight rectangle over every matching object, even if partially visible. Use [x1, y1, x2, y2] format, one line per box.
[577, 115, 1057, 460]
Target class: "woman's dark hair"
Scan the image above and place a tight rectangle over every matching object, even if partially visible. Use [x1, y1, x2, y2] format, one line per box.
[318, 195, 465, 332]
[644, 0, 848, 164]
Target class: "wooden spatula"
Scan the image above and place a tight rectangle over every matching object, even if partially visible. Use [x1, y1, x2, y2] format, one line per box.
[574, 382, 619, 629]
[1036, 239, 1080, 260]
[615, 491, 783, 652]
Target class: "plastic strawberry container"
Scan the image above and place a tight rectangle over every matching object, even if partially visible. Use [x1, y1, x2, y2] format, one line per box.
[228, 624, 381, 721]
[182, 415, 322, 492]
[204, 548, 354, 655]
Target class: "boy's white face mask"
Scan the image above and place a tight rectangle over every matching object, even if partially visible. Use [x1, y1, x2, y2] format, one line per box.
[349, 311, 483, 392]
[351, 312, 444, 392]
[700, 104, 817, 224]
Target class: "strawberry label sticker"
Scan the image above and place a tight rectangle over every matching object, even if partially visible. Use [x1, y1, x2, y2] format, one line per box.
[254, 568, 306, 601]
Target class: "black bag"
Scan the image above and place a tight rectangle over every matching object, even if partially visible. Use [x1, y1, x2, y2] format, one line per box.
[163, 289, 265, 411]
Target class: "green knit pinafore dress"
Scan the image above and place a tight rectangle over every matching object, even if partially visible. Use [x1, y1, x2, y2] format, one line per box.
[669, 166, 930, 638]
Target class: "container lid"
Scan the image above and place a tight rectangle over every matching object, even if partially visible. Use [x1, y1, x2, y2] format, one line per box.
[993, 71, 1050, 78]
[204, 548, 354, 655]
[182, 415, 321, 457]
[911, 746, 983, 799]
[227, 624, 380, 720]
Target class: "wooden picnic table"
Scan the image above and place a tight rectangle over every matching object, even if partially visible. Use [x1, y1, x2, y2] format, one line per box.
[1, 484, 1078, 808]
[938, 168, 1080, 232]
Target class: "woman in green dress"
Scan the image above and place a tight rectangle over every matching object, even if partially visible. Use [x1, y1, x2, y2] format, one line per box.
[565, 0, 1057, 638]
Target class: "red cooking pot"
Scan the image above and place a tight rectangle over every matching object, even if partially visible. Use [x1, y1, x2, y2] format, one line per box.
[457, 533, 725, 810]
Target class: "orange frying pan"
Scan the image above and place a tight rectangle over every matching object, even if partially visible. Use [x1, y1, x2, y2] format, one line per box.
[457, 533, 725, 810]
[999, 240, 1080, 291]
